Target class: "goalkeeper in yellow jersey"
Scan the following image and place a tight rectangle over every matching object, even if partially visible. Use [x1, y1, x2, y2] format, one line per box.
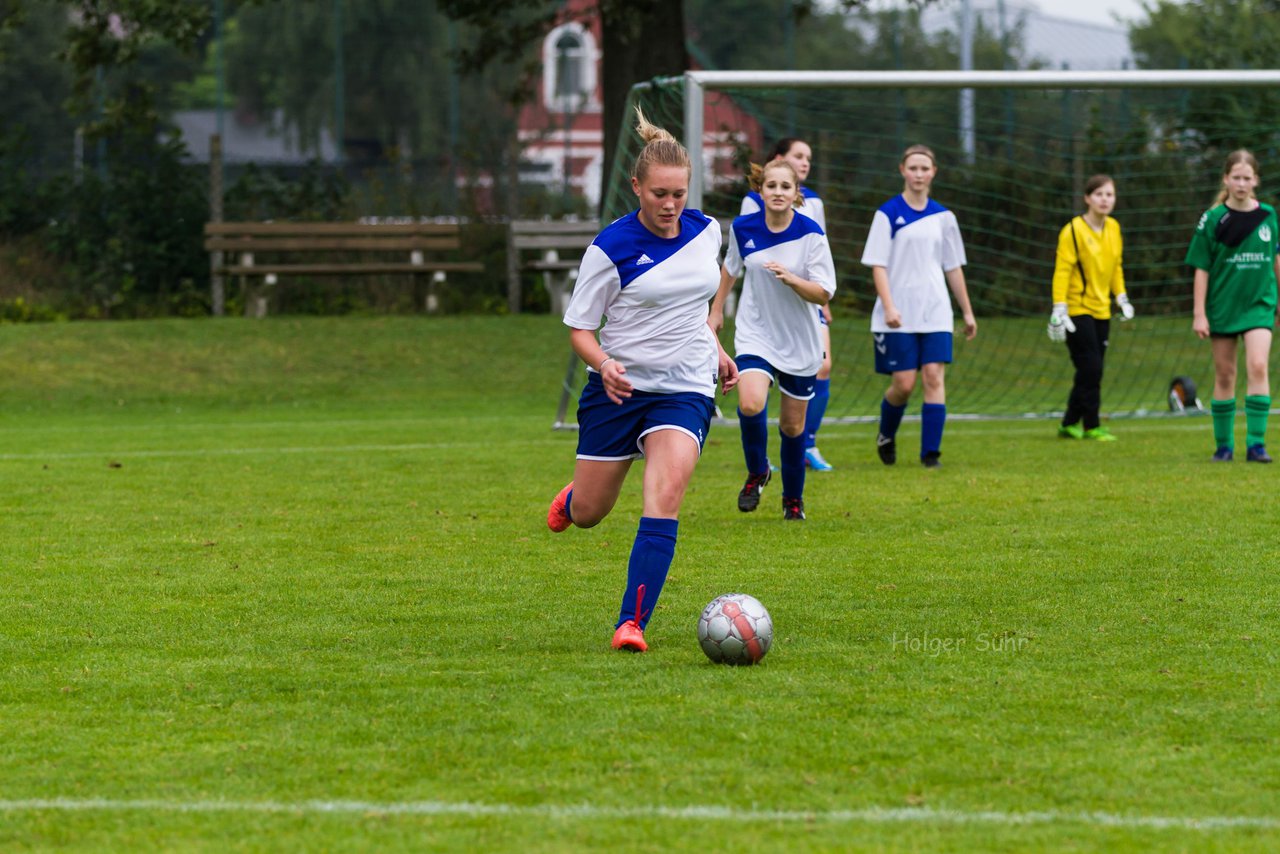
[1047, 174, 1133, 441]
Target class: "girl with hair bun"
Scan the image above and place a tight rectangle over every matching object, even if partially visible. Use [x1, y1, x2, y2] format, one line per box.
[710, 158, 836, 520]
[546, 107, 738, 653]
[738, 137, 837, 471]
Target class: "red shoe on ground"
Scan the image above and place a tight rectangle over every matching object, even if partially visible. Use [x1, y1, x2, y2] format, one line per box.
[547, 481, 574, 532]
[611, 620, 647, 652]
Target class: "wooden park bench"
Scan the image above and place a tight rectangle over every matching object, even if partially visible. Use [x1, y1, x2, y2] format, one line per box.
[507, 219, 601, 315]
[204, 221, 483, 316]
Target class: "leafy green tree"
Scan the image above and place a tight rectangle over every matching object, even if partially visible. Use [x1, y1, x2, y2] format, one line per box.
[441, 0, 691, 212]
[222, 0, 453, 160]
[1130, 0, 1280, 151]
[0, 4, 77, 171]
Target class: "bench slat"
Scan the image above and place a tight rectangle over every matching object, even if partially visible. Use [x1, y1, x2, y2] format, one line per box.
[512, 234, 596, 251]
[205, 222, 462, 237]
[527, 261, 582, 271]
[510, 220, 600, 235]
[205, 237, 460, 252]
[217, 262, 483, 276]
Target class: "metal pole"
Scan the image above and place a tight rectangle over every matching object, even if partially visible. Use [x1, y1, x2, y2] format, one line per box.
[211, 0, 227, 316]
[893, 9, 904, 153]
[333, 0, 345, 166]
[683, 73, 705, 211]
[447, 20, 460, 212]
[94, 66, 106, 178]
[559, 42, 572, 199]
[784, 0, 796, 134]
[998, 0, 1013, 159]
[73, 127, 84, 184]
[210, 134, 225, 316]
[959, 0, 975, 164]
[215, 0, 225, 140]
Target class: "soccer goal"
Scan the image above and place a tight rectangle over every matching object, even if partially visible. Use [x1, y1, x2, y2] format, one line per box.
[579, 69, 1280, 425]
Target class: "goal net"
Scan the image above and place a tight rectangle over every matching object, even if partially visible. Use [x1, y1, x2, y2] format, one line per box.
[596, 70, 1280, 422]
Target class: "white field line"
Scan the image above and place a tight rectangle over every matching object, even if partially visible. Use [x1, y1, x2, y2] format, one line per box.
[0, 440, 557, 463]
[0, 419, 1209, 463]
[0, 798, 1275, 832]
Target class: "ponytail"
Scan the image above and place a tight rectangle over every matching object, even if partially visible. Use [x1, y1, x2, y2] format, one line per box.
[632, 106, 690, 183]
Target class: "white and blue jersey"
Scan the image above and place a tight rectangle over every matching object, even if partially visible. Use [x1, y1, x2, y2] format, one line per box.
[723, 210, 836, 376]
[563, 208, 722, 397]
[861, 195, 967, 334]
[741, 186, 826, 232]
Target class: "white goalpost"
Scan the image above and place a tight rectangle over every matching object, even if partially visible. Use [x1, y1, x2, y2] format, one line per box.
[681, 69, 1280, 210]
[553, 68, 1280, 429]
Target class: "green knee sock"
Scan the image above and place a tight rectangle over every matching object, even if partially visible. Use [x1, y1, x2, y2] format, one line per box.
[1245, 395, 1271, 448]
[1211, 398, 1236, 450]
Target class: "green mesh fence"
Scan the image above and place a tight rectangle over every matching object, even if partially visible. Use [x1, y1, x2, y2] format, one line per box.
[600, 75, 1280, 421]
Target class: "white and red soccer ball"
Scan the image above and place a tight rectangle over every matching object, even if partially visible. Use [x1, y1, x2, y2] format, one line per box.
[697, 593, 773, 665]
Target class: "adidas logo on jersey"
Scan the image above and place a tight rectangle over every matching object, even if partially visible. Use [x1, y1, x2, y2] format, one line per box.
[744, 239, 756, 249]
[895, 216, 907, 225]
[637, 254, 654, 265]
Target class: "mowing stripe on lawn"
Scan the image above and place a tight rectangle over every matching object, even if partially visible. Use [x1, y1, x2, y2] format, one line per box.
[0, 798, 1274, 831]
[0, 440, 559, 462]
[0, 418, 1211, 463]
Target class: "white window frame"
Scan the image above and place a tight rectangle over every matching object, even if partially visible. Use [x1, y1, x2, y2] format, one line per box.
[542, 22, 599, 114]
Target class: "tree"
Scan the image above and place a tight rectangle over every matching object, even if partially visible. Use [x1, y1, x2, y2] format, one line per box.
[0, 1, 211, 135]
[1130, 0, 1280, 151]
[0, 4, 77, 168]
[221, 0, 455, 160]
[440, 0, 941, 208]
[440, 0, 688, 213]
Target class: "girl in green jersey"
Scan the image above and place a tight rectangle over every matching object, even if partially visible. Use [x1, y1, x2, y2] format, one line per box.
[1187, 149, 1280, 462]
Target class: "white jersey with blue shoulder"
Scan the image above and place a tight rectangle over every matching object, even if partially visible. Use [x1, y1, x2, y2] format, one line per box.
[723, 210, 836, 376]
[563, 209, 722, 396]
[861, 195, 967, 334]
[740, 187, 826, 232]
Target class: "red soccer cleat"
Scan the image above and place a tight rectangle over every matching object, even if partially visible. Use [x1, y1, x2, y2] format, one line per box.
[547, 481, 574, 532]
[611, 620, 648, 652]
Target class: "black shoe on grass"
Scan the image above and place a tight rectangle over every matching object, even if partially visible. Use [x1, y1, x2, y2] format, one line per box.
[737, 469, 771, 512]
[782, 496, 806, 521]
[876, 433, 896, 466]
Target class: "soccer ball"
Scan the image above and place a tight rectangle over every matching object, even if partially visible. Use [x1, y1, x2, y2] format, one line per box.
[697, 593, 773, 665]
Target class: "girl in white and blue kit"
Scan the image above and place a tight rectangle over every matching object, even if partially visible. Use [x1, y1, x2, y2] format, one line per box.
[546, 108, 738, 654]
[709, 160, 836, 520]
[862, 144, 977, 468]
[739, 137, 836, 472]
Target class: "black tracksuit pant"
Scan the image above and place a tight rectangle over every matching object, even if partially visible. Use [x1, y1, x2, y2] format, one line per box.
[1063, 315, 1109, 431]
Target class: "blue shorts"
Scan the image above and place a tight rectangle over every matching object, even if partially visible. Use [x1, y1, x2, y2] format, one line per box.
[735, 353, 816, 400]
[873, 331, 953, 375]
[817, 306, 829, 327]
[576, 373, 715, 461]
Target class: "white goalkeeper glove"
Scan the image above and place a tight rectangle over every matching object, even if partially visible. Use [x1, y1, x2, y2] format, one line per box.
[1116, 293, 1135, 321]
[1047, 303, 1075, 343]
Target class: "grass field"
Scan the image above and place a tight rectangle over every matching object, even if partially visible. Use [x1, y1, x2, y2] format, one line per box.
[1, 315, 1277, 851]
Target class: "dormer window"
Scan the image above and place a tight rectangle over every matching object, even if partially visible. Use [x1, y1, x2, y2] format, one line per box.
[543, 22, 597, 113]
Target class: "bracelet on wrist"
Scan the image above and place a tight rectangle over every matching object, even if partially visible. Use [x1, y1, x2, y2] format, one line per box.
[598, 357, 615, 372]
